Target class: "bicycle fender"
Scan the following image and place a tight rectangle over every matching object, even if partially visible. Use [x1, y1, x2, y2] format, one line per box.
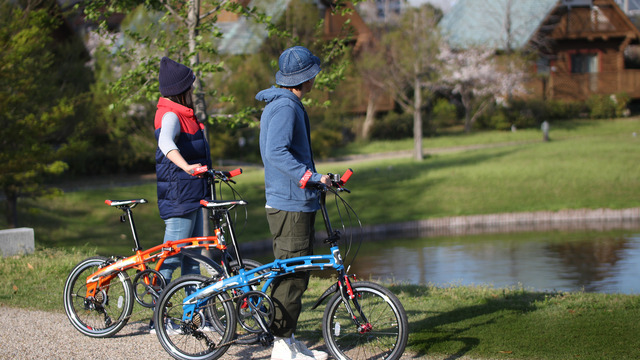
[180, 249, 224, 277]
[310, 283, 338, 310]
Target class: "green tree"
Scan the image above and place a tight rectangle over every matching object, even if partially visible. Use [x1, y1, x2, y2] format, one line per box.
[82, 0, 357, 162]
[0, 2, 77, 227]
[380, 4, 443, 160]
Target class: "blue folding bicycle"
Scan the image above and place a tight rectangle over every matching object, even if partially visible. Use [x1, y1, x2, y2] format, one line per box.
[152, 169, 409, 360]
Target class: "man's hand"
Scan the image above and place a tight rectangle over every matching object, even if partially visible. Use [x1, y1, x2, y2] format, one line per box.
[320, 174, 331, 186]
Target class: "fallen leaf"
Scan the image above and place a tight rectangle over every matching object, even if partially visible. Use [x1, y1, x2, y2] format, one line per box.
[27, 263, 34, 270]
[12, 285, 18, 293]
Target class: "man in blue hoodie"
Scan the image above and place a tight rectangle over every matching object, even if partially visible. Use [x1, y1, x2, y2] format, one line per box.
[256, 46, 330, 360]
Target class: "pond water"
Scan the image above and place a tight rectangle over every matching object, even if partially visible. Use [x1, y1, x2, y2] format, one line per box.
[336, 227, 640, 294]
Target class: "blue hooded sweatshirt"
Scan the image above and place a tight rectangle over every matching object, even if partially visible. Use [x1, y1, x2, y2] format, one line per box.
[256, 87, 322, 212]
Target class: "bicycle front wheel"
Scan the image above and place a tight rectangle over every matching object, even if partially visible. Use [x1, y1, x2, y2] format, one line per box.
[322, 281, 408, 360]
[63, 256, 134, 338]
[153, 275, 236, 360]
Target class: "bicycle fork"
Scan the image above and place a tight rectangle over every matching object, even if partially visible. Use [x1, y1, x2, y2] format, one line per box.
[337, 276, 372, 334]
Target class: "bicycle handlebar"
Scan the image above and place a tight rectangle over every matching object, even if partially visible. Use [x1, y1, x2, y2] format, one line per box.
[338, 168, 353, 185]
[307, 168, 353, 192]
[192, 165, 242, 181]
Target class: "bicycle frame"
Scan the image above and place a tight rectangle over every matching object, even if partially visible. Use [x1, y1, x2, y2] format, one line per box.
[84, 235, 226, 300]
[180, 171, 370, 332]
[84, 166, 247, 302]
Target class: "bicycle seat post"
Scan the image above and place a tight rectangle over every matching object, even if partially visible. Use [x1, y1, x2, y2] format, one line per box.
[223, 210, 244, 269]
[124, 206, 143, 252]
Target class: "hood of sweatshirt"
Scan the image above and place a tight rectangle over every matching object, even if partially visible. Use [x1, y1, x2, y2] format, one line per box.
[255, 86, 300, 104]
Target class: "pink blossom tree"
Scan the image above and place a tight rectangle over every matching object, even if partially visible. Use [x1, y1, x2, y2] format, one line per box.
[438, 45, 528, 132]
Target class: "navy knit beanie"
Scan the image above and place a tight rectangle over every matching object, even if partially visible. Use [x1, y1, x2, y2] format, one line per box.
[159, 57, 195, 97]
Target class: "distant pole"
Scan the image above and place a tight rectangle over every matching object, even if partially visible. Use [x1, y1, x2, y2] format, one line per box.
[542, 121, 550, 142]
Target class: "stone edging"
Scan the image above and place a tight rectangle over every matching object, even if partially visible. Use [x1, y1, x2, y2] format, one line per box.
[238, 208, 640, 254]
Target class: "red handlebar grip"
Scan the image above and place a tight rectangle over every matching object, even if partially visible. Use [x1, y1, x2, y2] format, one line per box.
[105, 200, 112, 205]
[193, 165, 208, 176]
[340, 168, 353, 184]
[228, 168, 243, 178]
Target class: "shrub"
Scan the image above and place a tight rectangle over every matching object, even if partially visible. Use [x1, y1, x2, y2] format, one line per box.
[432, 98, 458, 129]
[587, 94, 617, 119]
[546, 99, 584, 120]
[311, 128, 343, 159]
[370, 111, 413, 140]
[476, 98, 592, 131]
[612, 92, 631, 117]
[487, 109, 512, 131]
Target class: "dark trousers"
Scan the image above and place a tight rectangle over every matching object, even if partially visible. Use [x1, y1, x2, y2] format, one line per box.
[266, 208, 315, 338]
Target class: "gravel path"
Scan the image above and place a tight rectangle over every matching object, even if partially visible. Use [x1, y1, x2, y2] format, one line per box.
[0, 306, 440, 360]
[0, 306, 272, 360]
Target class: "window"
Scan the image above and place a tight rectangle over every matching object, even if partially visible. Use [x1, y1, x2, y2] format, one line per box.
[571, 53, 599, 73]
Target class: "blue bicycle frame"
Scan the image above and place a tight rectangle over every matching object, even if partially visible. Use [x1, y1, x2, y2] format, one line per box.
[181, 246, 345, 321]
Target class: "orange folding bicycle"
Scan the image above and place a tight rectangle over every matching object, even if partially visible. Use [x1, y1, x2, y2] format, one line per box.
[62, 167, 261, 338]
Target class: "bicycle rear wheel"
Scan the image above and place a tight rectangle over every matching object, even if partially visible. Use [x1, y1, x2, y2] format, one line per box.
[153, 275, 236, 360]
[63, 256, 134, 338]
[322, 281, 408, 360]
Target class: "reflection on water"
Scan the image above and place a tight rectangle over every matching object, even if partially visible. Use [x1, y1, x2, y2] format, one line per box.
[342, 228, 640, 294]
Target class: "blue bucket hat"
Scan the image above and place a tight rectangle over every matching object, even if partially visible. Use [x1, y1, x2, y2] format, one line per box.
[275, 46, 321, 87]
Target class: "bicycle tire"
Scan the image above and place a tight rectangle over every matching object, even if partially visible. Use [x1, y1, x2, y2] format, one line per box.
[228, 258, 263, 275]
[153, 274, 236, 360]
[322, 281, 409, 360]
[63, 256, 134, 338]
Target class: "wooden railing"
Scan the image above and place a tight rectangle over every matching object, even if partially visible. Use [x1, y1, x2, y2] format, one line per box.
[544, 70, 640, 100]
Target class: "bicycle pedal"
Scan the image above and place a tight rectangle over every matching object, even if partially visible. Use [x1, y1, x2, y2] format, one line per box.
[258, 332, 274, 347]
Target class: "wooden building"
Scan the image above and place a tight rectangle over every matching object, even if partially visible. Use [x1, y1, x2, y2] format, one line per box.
[530, 0, 640, 100]
[441, 0, 640, 101]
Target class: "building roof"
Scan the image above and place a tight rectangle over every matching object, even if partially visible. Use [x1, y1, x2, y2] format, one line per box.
[439, 0, 558, 50]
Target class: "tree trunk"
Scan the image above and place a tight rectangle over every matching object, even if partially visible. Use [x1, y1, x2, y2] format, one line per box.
[361, 91, 378, 139]
[413, 76, 423, 161]
[461, 91, 473, 133]
[187, 0, 211, 237]
[5, 191, 18, 228]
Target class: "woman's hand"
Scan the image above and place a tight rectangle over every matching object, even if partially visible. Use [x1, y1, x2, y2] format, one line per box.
[184, 163, 202, 175]
[166, 150, 201, 175]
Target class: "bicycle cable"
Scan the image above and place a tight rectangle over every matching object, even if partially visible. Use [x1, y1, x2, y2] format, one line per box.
[214, 176, 249, 235]
[327, 186, 363, 274]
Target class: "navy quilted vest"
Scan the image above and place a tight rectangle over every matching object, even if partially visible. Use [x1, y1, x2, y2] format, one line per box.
[154, 98, 211, 220]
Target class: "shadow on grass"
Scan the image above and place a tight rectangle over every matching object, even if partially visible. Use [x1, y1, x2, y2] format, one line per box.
[397, 284, 551, 359]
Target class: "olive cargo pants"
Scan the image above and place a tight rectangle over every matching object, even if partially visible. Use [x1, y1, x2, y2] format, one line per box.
[266, 208, 316, 338]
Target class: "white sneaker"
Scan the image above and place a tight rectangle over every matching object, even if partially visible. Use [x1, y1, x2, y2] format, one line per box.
[150, 321, 181, 335]
[271, 337, 315, 360]
[291, 335, 329, 360]
[199, 322, 217, 332]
